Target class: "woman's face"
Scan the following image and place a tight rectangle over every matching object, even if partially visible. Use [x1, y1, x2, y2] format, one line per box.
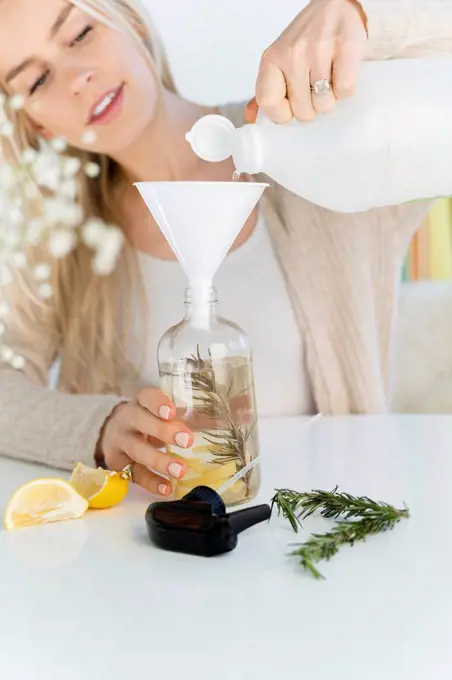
[0, 0, 159, 154]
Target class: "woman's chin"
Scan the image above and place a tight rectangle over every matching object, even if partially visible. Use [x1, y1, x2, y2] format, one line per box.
[70, 127, 143, 158]
[87, 113, 156, 157]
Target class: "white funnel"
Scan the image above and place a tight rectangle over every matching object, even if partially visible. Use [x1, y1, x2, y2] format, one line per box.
[134, 181, 267, 288]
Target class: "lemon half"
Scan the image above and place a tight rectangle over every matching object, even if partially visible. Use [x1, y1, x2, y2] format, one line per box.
[4, 478, 88, 531]
[70, 463, 129, 509]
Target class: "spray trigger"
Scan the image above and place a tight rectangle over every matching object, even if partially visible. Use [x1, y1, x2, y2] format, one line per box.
[145, 486, 271, 557]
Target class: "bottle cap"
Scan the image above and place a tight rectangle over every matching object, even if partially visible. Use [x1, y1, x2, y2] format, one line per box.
[185, 115, 237, 163]
[182, 485, 226, 514]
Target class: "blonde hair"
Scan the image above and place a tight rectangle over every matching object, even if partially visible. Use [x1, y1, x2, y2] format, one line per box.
[1, 0, 177, 394]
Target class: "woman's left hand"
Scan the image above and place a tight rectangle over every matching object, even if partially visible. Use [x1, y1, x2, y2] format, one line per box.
[247, 0, 368, 124]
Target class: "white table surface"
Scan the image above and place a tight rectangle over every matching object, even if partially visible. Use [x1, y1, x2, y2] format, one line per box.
[1, 415, 452, 680]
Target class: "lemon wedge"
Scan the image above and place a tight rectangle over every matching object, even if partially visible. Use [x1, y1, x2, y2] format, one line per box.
[70, 463, 129, 509]
[4, 478, 88, 531]
[177, 460, 237, 488]
[175, 478, 245, 500]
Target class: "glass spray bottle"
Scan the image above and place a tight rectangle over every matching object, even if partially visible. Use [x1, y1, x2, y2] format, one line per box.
[135, 181, 267, 507]
[158, 285, 260, 506]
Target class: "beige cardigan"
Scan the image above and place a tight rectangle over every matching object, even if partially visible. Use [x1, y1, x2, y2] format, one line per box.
[1, 0, 452, 471]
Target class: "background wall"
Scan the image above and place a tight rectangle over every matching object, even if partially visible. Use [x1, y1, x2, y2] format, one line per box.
[145, 0, 307, 104]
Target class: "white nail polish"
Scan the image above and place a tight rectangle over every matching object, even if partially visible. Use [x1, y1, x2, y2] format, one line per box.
[168, 463, 183, 479]
[158, 483, 168, 495]
[159, 405, 171, 420]
[175, 432, 189, 448]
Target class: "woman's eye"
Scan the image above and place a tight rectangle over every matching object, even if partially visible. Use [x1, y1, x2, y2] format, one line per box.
[29, 71, 49, 96]
[73, 25, 93, 44]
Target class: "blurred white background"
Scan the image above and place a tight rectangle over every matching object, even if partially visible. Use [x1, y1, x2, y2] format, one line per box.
[145, 0, 307, 104]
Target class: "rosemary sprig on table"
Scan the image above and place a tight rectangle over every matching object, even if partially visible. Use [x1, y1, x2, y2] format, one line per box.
[271, 487, 409, 531]
[271, 487, 409, 579]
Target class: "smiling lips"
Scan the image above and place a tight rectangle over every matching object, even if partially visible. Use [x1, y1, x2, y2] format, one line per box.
[87, 84, 125, 125]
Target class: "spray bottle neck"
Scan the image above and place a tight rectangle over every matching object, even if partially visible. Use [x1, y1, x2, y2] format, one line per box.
[184, 286, 218, 325]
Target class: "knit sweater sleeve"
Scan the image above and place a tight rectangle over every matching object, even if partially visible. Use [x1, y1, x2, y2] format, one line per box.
[0, 369, 123, 471]
[359, 0, 452, 59]
[0, 278, 124, 472]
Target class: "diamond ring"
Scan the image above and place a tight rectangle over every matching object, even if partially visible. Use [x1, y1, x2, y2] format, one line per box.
[121, 463, 135, 483]
[310, 79, 332, 96]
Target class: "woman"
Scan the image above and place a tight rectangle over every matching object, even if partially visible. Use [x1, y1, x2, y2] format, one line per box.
[0, 0, 450, 496]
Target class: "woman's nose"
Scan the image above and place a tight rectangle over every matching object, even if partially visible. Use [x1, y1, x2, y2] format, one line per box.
[70, 69, 95, 96]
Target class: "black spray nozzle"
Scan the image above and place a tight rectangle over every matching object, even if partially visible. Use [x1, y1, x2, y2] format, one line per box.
[145, 485, 271, 557]
[226, 504, 271, 535]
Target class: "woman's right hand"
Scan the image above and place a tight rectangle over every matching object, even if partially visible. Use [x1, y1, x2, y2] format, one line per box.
[248, 0, 368, 124]
[98, 387, 193, 497]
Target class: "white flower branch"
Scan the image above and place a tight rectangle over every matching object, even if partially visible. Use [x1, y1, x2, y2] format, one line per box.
[0, 92, 124, 370]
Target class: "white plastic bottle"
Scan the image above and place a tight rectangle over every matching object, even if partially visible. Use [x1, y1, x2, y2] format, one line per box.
[186, 56, 452, 213]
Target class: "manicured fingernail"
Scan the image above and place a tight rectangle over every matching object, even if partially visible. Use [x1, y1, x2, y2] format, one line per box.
[175, 432, 190, 448]
[168, 462, 183, 479]
[158, 483, 169, 495]
[159, 405, 171, 420]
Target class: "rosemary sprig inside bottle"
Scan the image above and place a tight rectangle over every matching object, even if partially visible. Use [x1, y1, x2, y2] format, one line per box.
[185, 347, 257, 494]
[271, 487, 410, 579]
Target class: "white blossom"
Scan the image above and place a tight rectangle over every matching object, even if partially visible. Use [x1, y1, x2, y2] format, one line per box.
[22, 149, 38, 165]
[33, 263, 52, 281]
[81, 218, 106, 248]
[11, 355, 25, 369]
[42, 197, 66, 223]
[8, 207, 23, 226]
[48, 229, 77, 258]
[0, 301, 9, 318]
[38, 283, 54, 299]
[43, 198, 82, 227]
[1, 346, 13, 362]
[63, 157, 82, 177]
[84, 162, 101, 178]
[31, 149, 61, 192]
[9, 94, 25, 111]
[10, 252, 26, 268]
[62, 202, 83, 228]
[0, 121, 14, 137]
[51, 137, 68, 153]
[60, 179, 78, 200]
[81, 130, 97, 145]
[92, 251, 115, 275]
[92, 227, 124, 275]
